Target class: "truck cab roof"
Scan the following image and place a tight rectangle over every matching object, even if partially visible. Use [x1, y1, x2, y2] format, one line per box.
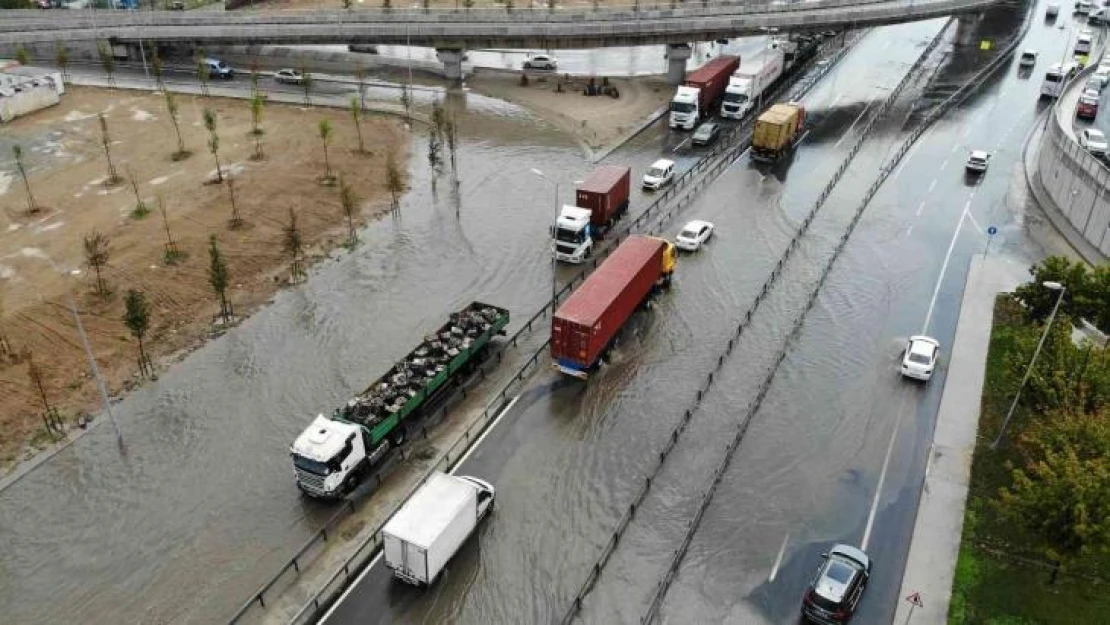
[557, 205, 593, 228]
[291, 414, 358, 462]
[674, 85, 700, 101]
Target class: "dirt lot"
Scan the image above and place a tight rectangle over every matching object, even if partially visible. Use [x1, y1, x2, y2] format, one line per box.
[0, 87, 406, 474]
[467, 72, 670, 151]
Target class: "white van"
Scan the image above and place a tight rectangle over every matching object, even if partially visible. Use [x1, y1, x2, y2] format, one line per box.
[1076, 33, 1094, 55]
[1041, 63, 1066, 98]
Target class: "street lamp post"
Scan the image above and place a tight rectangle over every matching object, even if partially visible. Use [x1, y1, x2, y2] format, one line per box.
[991, 280, 1066, 449]
[531, 168, 559, 304]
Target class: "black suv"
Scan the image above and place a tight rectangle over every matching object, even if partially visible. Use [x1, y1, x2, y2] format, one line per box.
[801, 544, 871, 624]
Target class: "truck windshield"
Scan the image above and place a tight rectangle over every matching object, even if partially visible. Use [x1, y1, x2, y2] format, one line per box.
[670, 101, 696, 113]
[723, 92, 743, 103]
[556, 227, 585, 244]
[292, 454, 331, 476]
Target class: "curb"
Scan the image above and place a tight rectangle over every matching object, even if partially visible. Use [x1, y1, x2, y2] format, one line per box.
[588, 105, 668, 163]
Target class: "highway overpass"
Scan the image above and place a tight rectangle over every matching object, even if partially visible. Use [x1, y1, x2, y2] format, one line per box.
[0, 0, 1001, 80]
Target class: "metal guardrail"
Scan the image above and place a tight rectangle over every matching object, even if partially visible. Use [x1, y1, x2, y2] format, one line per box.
[245, 31, 850, 625]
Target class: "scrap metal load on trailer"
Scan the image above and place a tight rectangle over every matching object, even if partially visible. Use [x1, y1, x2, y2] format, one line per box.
[551, 235, 676, 379]
[290, 302, 510, 498]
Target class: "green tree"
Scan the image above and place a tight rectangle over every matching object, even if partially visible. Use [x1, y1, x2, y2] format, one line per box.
[162, 90, 189, 161]
[282, 208, 306, 283]
[97, 114, 122, 185]
[207, 235, 233, 324]
[127, 167, 150, 219]
[350, 96, 367, 154]
[24, 348, 64, 438]
[158, 195, 185, 265]
[122, 289, 154, 378]
[227, 176, 242, 229]
[196, 56, 211, 97]
[151, 50, 164, 91]
[15, 45, 30, 66]
[83, 230, 111, 298]
[1014, 257, 1092, 322]
[203, 108, 223, 183]
[317, 119, 334, 183]
[98, 42, 116, 87]
[12, 145, 39, 215]
[338, 173, 359, 245]
[54, 42, 70, 82]
[249, 93, 265, 137]
[301, 66, 313, 106]
[997, 408, 1110, 583]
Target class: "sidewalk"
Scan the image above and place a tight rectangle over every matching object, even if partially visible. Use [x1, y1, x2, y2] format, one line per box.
[894, 254, 1025, 624]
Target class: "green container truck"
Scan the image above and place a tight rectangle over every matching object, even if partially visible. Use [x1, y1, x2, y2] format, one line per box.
[290, 302, 510, 498]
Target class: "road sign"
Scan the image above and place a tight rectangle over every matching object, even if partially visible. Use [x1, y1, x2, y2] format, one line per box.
[987, 225, 998, 236]
[980, 40, 992, 51]
[905, 591, 924, 608]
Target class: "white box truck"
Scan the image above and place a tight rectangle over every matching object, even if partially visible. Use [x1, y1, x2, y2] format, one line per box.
[382, 472, 495, 586]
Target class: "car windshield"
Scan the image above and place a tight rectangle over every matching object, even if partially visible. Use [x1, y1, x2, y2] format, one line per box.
[680, 229, 698, 239]
[647, 167, 666, 178]
[909, 352, 932, 365]
[556, 227, 585, 244]
[696, 126, 714, 137]
[292, 454, 330, 476]
[670, 101, 696, 113]
[1045, 73, 1062, 83]
[1092, 131, 1107, 141]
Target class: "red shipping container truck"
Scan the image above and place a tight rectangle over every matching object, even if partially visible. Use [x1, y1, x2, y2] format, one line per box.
[551, 235, 676, 379]
[576, 165, 631, 231]
[685, 55, 741, 116]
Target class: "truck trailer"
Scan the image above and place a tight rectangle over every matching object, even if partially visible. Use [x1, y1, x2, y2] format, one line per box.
[554, 165, 632, 263]
[551, 235, 676, 379]
[383, 472, 495, 586]
[669, 55, 740, 130]
[290, 302, 510, 498]
[751, 102, 807, 163]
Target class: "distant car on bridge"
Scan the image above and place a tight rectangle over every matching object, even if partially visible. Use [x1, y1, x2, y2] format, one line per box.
[523, 54, 558, 71]
[274, 68, 305, 85]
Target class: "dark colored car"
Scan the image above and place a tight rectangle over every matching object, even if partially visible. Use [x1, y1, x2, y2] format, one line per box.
[692, 121, 721, 146]
[802, 544, 871, 624]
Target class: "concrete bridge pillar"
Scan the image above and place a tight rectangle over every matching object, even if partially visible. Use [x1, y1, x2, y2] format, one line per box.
[437, 48, 466, 83]
[665, 44, 692, 86]
[955, 12, 983, 46]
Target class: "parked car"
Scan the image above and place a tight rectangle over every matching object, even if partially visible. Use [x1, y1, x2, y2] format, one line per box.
[273, 68, 305, 84]
[1080, 128, 1109, 155]
[674, 220, 715, 252]
[965, 150, 991, 174]
[901, 336, 940, 381]
[1019, 50, 1038, 68]
[801, 544, 872, 624]
[204, 58, 234, 79]
[692, 122, 721, 146]
[523, 54, 557, 70]
[642, 159, 675, 190]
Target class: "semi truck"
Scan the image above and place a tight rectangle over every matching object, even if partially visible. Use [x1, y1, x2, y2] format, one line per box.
[290, 302, 510, 498]
[751, 102, 807, 163]
[551, 235, 676, 379]
[721, 46, 785, 119]
[553, 165, 632, 264]
[382, 471, 495, 586]
[669, 55, 740, 130]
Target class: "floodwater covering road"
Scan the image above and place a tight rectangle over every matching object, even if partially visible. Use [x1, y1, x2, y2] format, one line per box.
[325, 5, 1081, 624]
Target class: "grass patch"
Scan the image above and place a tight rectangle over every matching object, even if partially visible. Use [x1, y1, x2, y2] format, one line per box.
[951, 295, 1110, 624]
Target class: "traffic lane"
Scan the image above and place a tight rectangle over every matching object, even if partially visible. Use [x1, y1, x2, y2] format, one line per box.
[654, 14, 1058, 623]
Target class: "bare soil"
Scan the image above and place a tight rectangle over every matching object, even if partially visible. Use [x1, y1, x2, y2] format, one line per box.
[466, 72, 670, 150]
[0, 87, 407, 474]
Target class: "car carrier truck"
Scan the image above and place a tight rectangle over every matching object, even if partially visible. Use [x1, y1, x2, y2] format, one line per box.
[290, 302, 510, 498]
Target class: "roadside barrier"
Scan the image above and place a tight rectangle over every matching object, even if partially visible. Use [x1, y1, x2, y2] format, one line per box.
[233, 31, 855, 625]
[558, 16, 957, 624]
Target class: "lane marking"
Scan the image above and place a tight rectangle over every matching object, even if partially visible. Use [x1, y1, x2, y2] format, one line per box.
[861, 393, 909, 552]
[906, 225, 914, 237]
[915, 200, 926, 216]
[890, 138, 922, 181]
[922, 200, 969, 336]
[834, 93, 877, 148]
[830, 92, 845, 108]
[927, 179, 937, 192]
[769, 533, 791, 582]
[321, 392, 522, 623]
[939, 158, 949, 171]
[950, 143, 960, 153]
[673, 137, 692, 153]
[965, 207, 984, 234]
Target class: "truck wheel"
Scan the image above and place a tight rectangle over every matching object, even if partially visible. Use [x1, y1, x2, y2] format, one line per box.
[391, 428, 407, 447]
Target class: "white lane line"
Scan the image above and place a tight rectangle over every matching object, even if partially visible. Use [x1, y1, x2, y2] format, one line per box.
[915, 200, 926, 216]
[922, 200, 970, 336]
[673, 137, 692, 153]
[769, 533, 791, 582]
[834, 93, 877, 149]
[965, 208, 985, 234]
[950, 143, 960, 153]
[830, 92, 845, 108]
[939, 158, 949, 171]
[861, 393, 909, 552]
[906, 225, 914, 237]
[321, 393, 522, 623]
[927, 179, 937, 192]
[891, 138, 923, 181]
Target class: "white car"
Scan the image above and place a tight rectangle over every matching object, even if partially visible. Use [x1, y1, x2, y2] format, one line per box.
[1080, 128, 1109, 155]
[1087, 75, 1107, 92]
[1019, 50, 1038, 67]
[1048, 2, 1061, 15]
[1076, 0, 1093, 14]
[642, 159, 676, 190]
[274, 68, 305, 84]
[1091, 7, 1107, 21]
[675, 220, 715, 252]
[965, 150, 990, 174]
[901, 336, 940, 381]
[523, 54, 558, 70]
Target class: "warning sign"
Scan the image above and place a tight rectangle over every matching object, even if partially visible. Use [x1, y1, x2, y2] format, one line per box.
[905, 592, 924, 608]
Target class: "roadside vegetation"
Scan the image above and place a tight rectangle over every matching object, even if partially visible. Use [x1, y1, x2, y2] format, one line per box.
[950, 257, 1110, 625]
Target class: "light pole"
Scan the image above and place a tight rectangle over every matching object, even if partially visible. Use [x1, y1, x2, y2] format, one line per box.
[531, 168, 559, 304]
[36, 254, 123, 445]
[991, 280, 1066, 449]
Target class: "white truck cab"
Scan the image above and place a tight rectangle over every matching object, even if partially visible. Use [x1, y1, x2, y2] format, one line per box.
[290, 415, 380, 498]
[669, 86, 701, 130]
[553, 205, 594, 263]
